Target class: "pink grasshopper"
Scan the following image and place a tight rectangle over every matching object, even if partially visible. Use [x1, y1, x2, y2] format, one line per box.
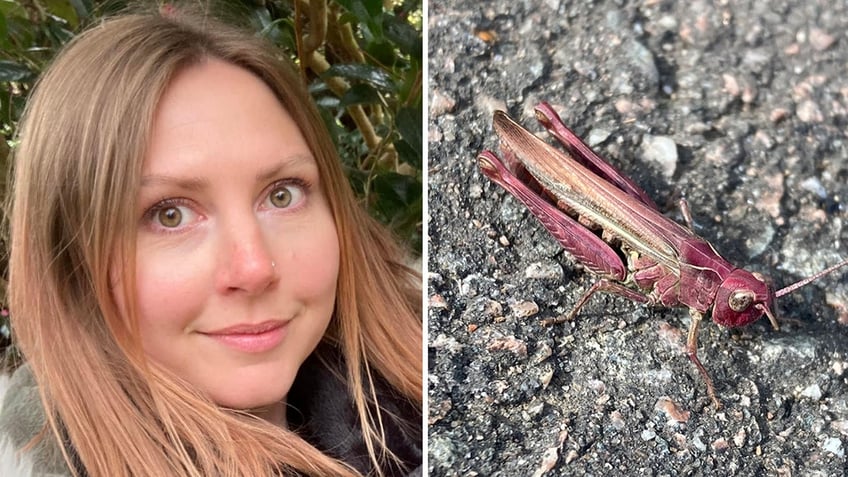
[477, 102, 848, 408]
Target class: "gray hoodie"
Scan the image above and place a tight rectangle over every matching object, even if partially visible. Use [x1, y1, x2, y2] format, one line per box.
[0, 366, 70, 476]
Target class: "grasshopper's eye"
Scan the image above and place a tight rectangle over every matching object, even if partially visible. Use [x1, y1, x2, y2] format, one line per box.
[729, 290, 755, 312]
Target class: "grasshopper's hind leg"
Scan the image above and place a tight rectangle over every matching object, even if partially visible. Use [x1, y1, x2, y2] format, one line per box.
[533, 102, 658, 210]
[542, 279, 650, 326]
[478, 150, 628, 280]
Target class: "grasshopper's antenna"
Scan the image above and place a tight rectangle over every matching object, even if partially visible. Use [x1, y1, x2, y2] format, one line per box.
[775, 258, 848, 298]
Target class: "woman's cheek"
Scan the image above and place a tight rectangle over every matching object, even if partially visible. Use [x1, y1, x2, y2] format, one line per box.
[280, 235, 339, 301]
[134, 245, 211, 332]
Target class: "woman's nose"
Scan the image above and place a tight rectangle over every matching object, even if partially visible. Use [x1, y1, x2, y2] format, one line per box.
[215, 219, 277, 296]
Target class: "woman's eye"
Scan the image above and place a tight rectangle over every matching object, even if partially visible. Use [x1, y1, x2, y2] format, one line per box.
[267, 183, 305, 209]
[158, 206, 183, 227]
[147, 203, 197, 230]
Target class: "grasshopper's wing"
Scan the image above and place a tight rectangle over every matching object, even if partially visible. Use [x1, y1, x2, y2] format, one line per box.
[493, 110, 692, 274]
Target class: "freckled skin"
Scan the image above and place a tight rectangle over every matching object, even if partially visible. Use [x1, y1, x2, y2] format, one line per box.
[113, 59, 340, 424]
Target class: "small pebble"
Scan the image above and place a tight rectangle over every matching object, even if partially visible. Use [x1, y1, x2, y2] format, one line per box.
[610, 411, 626, 430]
[641, 429, 657, 441]
[587, 128, 612, 147]
[712, 438, 729, 451]
[809, 28, 836, 51]
[770, 107, 790, 123]
[799, 177, 827, 199]
[486, 336, 528, 356]
[483, 300, 503, 317]
[655, 397, 690, 424]
[429, 294, 448, 309]
[641, 135, 678, 179]
[822, 437, 844, 457]
[532, 343, 553, 363]
[512, 300, 540, 318]
[431, 334, 463, 353]
[734, 428, 747, 448]
[796, 99, 824, 123]
[723, 73, 741, 97]
[468, 183, 483, 199]
[801, 383, 822, 401]
[525, 262, 563, 280]
[588, 379, 606, 394]
[539, 367, 554, 389]
[532, 446, 559, 477]
[830, 420, 848, 437]
[429, 89, 457, 117]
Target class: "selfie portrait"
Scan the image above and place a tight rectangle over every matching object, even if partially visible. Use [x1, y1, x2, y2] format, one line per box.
[0, 1, 423, 476]
[428, 0, 848, 475]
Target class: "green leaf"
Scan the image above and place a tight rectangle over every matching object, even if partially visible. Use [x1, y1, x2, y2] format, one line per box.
[397, 58, 420, 105]
[395, 106, 422, 159]
[46, 17, 75, 44]
[358, 0, 383, 19]
[342, 165, 369, 197]
[339, 83, 382, 108]
[333, 0, 354, 13]
[45, 0, 80, 29]
[308, 79, 332, 95]
[249, 6, 273, 32]
[0, 1, 27, 18]
[372, 172, 421, 211]
[68, 0, 91, 20]
[395, 138, 421, 169]
[256, 17, 288, 43]
[370, 171, 422, 252]
[314, 94, 341, 109]
[323, 63, 395, 92]
[341, 0, 382, 41]
[364, 39, 397, 66]
[339, 0, 382, 23]
[0, 11, 7, 46]
[337, 11, 357, 26]
[316, 106, 341, 151]
[0, 61, 33, 82]
[383, 12, 421, 58]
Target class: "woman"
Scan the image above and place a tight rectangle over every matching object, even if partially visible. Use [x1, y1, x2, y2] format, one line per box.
[0, 7, 422, 477]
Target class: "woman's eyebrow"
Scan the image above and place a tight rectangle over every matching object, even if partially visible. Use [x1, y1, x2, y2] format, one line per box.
[255, 154, 316, 183]
[139, 174, 209, 191]
[140, 155, 316, 190]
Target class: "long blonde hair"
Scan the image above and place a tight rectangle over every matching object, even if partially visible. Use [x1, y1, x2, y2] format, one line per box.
[8, 8, 421, 477]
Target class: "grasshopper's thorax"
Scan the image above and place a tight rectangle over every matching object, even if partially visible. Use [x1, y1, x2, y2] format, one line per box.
[712, 269, 775, 328]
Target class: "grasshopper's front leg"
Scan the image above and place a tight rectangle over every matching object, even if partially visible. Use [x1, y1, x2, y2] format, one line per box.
[686, 309, 721, 409]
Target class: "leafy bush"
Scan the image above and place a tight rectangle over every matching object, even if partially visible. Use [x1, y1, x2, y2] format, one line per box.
[0, 0, 422, 357]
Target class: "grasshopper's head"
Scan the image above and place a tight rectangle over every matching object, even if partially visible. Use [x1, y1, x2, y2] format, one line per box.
[712, 269, 778, 329]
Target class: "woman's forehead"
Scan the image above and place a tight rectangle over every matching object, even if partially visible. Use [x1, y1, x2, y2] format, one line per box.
[143, 58, 315, 178]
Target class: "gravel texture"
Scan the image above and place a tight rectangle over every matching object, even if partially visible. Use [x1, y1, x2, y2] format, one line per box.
[427, 0, 848, 475]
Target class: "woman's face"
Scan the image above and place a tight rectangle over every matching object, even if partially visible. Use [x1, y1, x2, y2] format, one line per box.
[115, 58, 339, 421]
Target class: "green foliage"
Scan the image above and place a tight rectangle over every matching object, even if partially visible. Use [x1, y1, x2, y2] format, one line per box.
[0, 0, 422, 354]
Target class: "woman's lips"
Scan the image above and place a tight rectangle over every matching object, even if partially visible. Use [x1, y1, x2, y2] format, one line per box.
[201, 320, 287, 353]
